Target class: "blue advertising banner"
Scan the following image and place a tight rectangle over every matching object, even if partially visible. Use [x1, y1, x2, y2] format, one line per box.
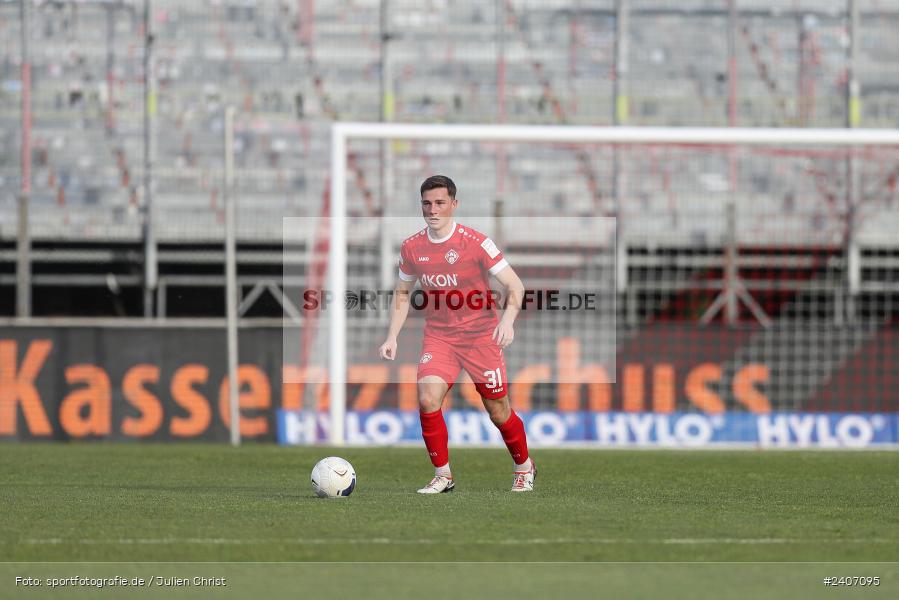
[277, 410, 898, 448]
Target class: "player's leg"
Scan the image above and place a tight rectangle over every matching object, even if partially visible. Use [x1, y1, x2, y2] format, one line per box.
[418, 375, 451, 475]
[479, 393, 536, 491]
[416, 339, 461, 494]
[462, 342, 536, 492]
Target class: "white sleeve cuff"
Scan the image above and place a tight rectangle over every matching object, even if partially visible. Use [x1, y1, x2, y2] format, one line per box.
[488, 258, 509, 276]
[398, 268, 416, 282]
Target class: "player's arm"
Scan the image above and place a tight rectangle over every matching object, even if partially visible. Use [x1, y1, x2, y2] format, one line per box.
[492, 265, 525, 349]
[379, 276, 415, 360]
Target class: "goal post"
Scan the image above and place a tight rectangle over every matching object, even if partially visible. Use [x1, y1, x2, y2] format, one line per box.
[326, 123, 899, 446]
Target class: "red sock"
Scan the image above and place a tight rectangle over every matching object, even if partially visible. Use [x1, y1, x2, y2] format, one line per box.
[497, 411, 529, 465]
[419, 409, 449, 468]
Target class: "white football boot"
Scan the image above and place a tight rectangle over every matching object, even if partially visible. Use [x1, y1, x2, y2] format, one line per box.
[417, 475, 455, 494]
[510, 460, 536, 492]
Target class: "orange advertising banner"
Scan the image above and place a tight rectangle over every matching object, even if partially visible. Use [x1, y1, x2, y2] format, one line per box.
[1, 325, 895, 441]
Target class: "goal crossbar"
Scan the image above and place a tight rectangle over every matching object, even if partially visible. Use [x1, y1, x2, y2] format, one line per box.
[333, 122, 899, 146]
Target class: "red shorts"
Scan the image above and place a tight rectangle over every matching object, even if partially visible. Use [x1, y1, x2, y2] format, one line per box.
[416, 331, 508, 400]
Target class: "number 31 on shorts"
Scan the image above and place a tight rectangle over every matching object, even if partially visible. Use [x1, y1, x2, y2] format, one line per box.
[483, 368, 502, 389]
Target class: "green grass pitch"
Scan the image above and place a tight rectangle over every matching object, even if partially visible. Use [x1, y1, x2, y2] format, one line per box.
[2, 444, 897, 563]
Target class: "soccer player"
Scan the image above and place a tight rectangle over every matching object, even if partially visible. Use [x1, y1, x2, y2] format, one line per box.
[379, 175, 536, 494]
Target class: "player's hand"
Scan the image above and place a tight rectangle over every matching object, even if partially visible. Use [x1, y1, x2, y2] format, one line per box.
[379, 337, 398, 360]
[492, 321, 514, 348]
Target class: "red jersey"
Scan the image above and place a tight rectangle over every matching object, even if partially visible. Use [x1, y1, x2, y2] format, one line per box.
[398, 222, 509, 340]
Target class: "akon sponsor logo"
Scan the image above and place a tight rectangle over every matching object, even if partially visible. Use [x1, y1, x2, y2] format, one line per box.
[420, 273, 459, 287]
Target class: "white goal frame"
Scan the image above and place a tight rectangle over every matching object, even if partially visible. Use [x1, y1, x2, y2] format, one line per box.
[327, 123, 899, 446]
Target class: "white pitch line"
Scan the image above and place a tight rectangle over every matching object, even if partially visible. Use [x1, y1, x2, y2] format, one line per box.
[12, 537, 895, 546]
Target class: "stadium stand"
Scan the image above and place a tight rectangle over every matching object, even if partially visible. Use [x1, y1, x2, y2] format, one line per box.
[0, 0, 897, 332]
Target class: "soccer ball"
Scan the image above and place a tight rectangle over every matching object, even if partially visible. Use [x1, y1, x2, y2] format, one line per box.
[311, 457, 356, 498]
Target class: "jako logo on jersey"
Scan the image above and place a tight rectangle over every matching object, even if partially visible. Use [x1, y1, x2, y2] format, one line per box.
[420, 273, 458, 287]
[417, 256, 430, 262]
[420, 353, 433, 364]
[445, 249, 460, 264]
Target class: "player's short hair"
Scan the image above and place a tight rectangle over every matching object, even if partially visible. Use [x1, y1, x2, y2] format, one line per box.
[420, 175, 456, 199]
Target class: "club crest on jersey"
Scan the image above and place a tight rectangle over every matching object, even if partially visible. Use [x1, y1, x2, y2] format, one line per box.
[444, 249, 460, 264]
[420, 353, 433, 364]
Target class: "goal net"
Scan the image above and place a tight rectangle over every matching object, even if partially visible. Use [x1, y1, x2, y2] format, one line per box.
[284, 124, 899, 445]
